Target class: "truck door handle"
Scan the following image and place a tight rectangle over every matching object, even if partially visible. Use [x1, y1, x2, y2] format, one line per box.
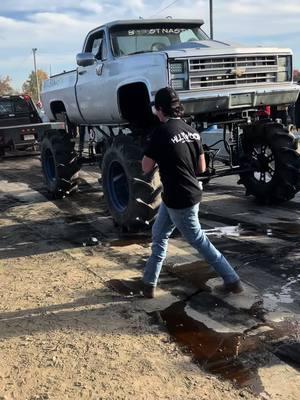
[96, 64, 103, 76]
[78, 70, 87, 75]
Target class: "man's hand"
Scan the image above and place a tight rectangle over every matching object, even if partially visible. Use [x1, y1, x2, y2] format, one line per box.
[142, 156, 156, 173]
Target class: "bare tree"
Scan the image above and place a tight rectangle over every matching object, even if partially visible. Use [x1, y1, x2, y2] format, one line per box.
[0, 76, 14, 95]
[22, 69, 48, 103]
[293, 69, 300, 82]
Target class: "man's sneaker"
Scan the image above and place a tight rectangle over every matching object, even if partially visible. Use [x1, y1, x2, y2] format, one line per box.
[142, 283, 156, 299]
[214, 280, 244, 294]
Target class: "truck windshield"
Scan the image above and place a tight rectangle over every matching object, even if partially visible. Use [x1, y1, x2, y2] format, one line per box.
[110, 24, 208, 57]
[0, 96, 32, 117]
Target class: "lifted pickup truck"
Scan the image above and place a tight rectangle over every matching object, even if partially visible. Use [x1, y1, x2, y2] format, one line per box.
[0, 94, 63, 157]
[40, 19, 300, 231]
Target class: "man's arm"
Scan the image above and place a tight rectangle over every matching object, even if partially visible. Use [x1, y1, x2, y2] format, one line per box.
[197, 153, 206, 174]
[142, 155, 156, 173]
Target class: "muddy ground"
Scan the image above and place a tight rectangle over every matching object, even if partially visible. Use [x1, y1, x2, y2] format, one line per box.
[0, 155, 299, 400]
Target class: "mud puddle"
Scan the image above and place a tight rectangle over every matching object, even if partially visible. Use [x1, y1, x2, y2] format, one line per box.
[262, 274, 300, 311]
[107, 274, 300, 395]
[201, 213, 300, 241]
[273, 342, 300, 370]
[158, 300, 261, 390]
[158, 299, 300, 394]
[213, 222, 300, 239]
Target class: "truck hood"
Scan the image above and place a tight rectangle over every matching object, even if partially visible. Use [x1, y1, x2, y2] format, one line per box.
[162, 40, 292, 58]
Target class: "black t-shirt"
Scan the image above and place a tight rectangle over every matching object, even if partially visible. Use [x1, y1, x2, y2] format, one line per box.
[144, 118, 204, 209]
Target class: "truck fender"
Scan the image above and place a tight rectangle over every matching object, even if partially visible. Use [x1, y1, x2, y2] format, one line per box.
[116, 80, 154, 125]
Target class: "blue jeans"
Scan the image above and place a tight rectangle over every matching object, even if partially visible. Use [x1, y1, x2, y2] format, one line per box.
[143, 202, 240, 287]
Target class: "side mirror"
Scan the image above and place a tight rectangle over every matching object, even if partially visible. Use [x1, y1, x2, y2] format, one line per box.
[76, 52, 96, 67]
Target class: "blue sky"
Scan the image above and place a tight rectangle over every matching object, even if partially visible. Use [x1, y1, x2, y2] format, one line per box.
[0, 0, 300, 90]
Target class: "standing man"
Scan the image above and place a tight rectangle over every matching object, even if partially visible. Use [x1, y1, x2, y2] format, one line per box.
[141, 87, 243, 298]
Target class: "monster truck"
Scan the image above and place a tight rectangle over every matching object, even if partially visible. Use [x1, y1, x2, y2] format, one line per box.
[40, 19, 300, 231]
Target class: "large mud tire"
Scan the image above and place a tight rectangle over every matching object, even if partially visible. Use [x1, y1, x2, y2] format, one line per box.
[101, 136, 162, 231]
[239, 121, 300, 203]
[41, 129, 80, 199]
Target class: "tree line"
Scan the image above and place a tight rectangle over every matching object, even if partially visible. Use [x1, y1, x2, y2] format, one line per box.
[0, 70, 48, 103]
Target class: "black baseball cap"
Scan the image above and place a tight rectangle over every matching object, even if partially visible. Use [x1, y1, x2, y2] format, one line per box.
[154, 87, 181, 110]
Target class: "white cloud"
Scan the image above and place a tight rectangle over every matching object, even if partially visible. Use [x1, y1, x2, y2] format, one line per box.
[83, 2, 103, 13]
[147, 0, 207, 19]
[0, 0, 300, 90]
[215, 2, 300, 39]
[28, 12, 80, 26]
[124, 0, 145, 9]
[0, 0, 102, 13]
[228, 1, 300, 15]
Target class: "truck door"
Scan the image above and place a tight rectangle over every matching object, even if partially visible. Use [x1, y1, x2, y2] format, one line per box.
[76, 29, 110, 124]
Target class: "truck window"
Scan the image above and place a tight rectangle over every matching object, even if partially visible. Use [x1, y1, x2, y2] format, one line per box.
[0, 99, 14, 115]
[92, 38, 102, 56]
[85, 30, 107, 61]
[0, 97, 32, 117]
[180, 29, 202, 42]
[110, 23, 208, 56]
[116, 35, 170, 55]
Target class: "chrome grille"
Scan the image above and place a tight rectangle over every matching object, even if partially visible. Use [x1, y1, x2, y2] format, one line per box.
[189, 55, 278, 89]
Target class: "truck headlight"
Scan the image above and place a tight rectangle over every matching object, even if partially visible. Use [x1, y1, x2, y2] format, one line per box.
[171, 79, 185, 90]
[277, 55, 292, 82]
[169, 60, 188, 90]
[277, 71, 288, 82]
[170, 62, 184, 74]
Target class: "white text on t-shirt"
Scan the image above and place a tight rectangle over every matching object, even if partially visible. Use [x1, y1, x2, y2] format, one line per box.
[171, 131, 200, 144]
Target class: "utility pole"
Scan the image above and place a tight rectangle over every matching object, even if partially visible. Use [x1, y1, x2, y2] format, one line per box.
[32, 48, 40, 103]
[209, 0, 214, 39]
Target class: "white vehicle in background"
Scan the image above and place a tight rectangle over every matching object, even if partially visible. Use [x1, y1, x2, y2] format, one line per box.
[40, 19, 300, 231]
